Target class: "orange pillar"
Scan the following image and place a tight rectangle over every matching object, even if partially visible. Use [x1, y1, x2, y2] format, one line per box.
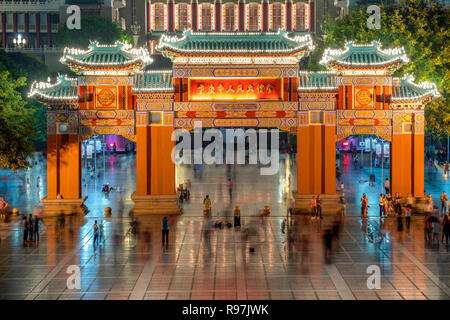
[47, 135, 59, 199]
[323, 125, 336, 194]
[136, 126, 151, 196]
[59, 135, 81, 199]
[150, 126, 175, 195]
[136, 126, 175, 196]
[412, 133, 424, 197]
[391, 134, 412, 196]
[297, 124, 336, 195]
[46, 134, 81, 199]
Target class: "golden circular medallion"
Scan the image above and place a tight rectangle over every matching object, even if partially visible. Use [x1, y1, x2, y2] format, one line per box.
[356, 89, 372, 106]
[97, 89, 115, 106]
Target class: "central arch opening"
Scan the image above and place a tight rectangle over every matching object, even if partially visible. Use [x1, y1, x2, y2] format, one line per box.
[173, 127, 296, 217]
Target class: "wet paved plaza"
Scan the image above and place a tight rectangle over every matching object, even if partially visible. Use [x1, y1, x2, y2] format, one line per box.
[0, 152, 449, 300]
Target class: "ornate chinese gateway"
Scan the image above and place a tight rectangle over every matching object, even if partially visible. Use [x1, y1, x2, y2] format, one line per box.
[29, 31, 440, 215]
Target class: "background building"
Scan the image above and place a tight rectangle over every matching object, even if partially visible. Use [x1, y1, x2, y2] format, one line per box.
[0, 0, 340, 50]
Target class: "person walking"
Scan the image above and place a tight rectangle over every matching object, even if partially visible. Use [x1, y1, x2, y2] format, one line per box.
[316, 195, 323, 219]
[310, 196, 316, 218]
[405, 205, 412, 230]
[440, 192, 448, 215]
[369, 173, 375, 187]
[28, 214, 34, 241]
[33, 216, 40, 241]
[361, 194, 368, 217]
[339, 193, 346, 217]
[162, 216, 169, 246]
[442, 215, 450, 245]
[93, 220, 99, 247]
[386, 193, 393, 217]
[339, 181, 344, 193]
[379, 194, 385, 217]
[99, 222, 104, 243]
[432, 211, 441, 245]
[384, 178, 390, 194]
[228, 179, 233, 201]
[424, 214, 432, 243]
[22, 216, 29, 243]
[203, 195, 211, 215]
[394, 193, 402, 216]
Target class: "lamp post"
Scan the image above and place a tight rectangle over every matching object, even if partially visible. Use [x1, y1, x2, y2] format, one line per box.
[13, 34, 26, 48]
[130, 22, 141, 48]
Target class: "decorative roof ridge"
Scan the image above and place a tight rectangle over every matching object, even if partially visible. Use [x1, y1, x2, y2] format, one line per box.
[392, 74, 440, 101]
[320, 40, 409, 68]
[156, 28, 314, 55]
[28, 74, 78, 101]
[61, 41, 153, 71]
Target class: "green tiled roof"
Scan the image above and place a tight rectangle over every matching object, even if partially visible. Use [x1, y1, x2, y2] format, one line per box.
[28, 75, 78, 102]
[321, 41, 409, 68]
[133, 71, 174, 92]
[392, 75, 440, 102]
[298, 72, 337, 91]
[157, 29, 314, 56]
[61, 41, 152, 71]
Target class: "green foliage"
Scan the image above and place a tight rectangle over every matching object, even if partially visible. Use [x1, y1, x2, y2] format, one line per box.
[315, 0, 450, 135]
[54, 15, 131, 48]
[0, 51, 51, 142]
[0, 71, 35, 171]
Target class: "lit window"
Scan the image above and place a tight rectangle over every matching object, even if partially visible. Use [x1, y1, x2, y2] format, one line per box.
[154, 3, 165, 31]
[272, 3, 282, 30]
[247, 3, 259, 31]
[224, 4, 235, 31]
[177, 3, 189, 30]
[295, 3, 306, 31]
[201, 3, 212, 31]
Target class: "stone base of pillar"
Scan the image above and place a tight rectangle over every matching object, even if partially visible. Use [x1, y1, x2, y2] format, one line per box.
[130, 193, 180, 215]
[41, 197, 89, 216]
[293, 194, 341, 215]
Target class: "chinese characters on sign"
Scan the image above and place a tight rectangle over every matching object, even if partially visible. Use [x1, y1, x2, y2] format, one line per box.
[190, 79, 282, 101]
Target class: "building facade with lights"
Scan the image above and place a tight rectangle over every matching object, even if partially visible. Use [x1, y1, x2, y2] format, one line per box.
[0, 0, 339, 50]
[29, 31, 439, 215]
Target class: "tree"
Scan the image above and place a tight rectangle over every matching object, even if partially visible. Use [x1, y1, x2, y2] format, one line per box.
[0, 71, 35, 171]
[313, 0, 449, 135]
[54, 15, 131, 48]
[0, 51, 51, 142]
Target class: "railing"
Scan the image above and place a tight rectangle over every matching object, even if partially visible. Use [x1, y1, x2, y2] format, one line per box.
[0, 0, 59, 11]
[1, 46, 62, 53]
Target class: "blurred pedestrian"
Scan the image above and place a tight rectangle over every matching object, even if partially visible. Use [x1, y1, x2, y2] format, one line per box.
[22, 216, 28, 243]
[228, 179, 233, 201]
[432, 211, 441, 245]
[405, 205, 412, 230]
[162, 216, 169, 246]
[316, 195, 323, 219]
[323, 229, 333, 263]
[379, 194, 385, 217]
[384, 178, 390, 194]
[93, 220, 99, 247]
[310, 196, 317, 218]
[361, 193, 368, 217]
[440, 192, 448, 215]
[33, 215, 40, 241]
[28, 214, 34, 241]
[99, 222, 104, 243]
[442, 215, 450, 245]
[339, 193, 346, 216]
